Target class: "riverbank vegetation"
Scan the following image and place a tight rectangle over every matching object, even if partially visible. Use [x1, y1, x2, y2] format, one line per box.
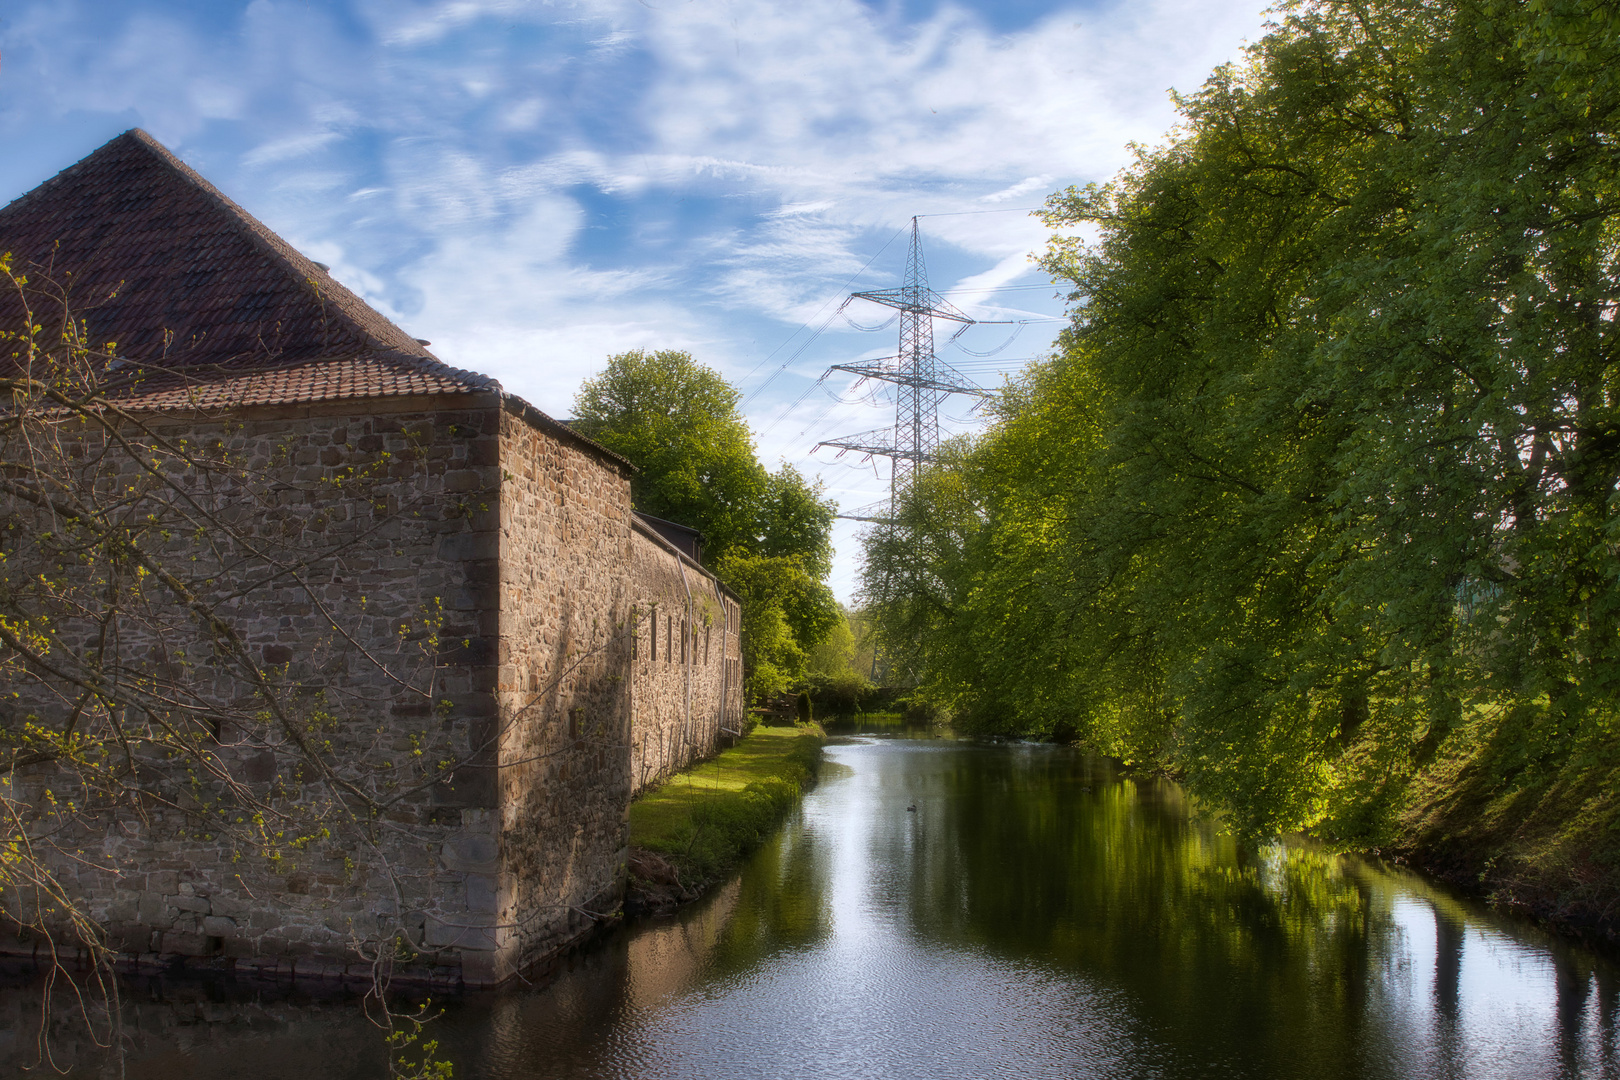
[860, 0, 1620, 936]
[626, 724, 826, 910]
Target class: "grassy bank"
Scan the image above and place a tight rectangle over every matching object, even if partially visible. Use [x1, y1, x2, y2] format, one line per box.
[627, 723, 825, 911]
[1394, 702, 1620, 947]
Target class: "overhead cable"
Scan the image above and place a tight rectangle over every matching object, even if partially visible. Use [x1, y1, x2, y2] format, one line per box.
[738, 223, 909, 400]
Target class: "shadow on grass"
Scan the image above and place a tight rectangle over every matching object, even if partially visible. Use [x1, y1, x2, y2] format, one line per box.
[627, 724, 825, 913]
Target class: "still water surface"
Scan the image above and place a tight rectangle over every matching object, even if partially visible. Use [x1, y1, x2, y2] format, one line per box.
[34, 733, 1620, 1078]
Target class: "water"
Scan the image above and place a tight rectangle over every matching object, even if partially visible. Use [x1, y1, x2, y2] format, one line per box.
[14, 735, 1620, 1078]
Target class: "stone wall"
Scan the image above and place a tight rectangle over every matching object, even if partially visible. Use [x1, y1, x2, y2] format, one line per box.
[2, 390, 746, 988]
[628, 518, 744, 796]
[2, 393, 507, 981]
[488, 402, 636, 984]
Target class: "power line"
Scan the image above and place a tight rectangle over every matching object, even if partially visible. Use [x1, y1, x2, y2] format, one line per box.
[916, 206, 1047, 218]
[740, 303, 846, 410]
[945, 356, 1050, 369]
[737, 223, 910, 402]
[756, 371, 831, 440]
[936, 283, 1065, 294]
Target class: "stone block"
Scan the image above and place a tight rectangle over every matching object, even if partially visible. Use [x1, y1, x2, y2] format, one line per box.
[423, 912, 498, 951]
[439, 635, 495, 665]
[438, 532, 498, 562]
[465, 873, 498, 913]
[202, 915, 238, 938]
[434, 764, 496, 808]
[440, 832, 498, 874]
[443, 469, 484, 493]
[137, 891, 167, 924]
[458, 950, 508, 987]
[238, 749, 277, 783]
[224, 936, 259, 958]
[209, 893, 249, 918]
[162, 931, 211, 956]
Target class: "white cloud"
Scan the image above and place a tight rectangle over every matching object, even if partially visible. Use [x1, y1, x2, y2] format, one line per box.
[981, 177, 1053, 204]
[498, 98, 546, 130]
[0, 0, 1271, 599]
[243, 131, 344, 166]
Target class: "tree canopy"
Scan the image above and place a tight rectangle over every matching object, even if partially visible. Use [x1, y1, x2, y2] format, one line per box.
[573, 348, 767, 561]
[862, 0, 1620, 875]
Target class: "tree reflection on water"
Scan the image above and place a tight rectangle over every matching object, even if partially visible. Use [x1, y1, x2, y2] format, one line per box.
[5, 739, 1616, 1079]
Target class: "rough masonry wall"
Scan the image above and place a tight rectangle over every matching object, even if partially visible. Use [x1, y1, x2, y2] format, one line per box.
[628, 521, 744, 796]
[3, 394, 508, 985]
[493, 406, 637, 982]
[5, 395, 745, 989]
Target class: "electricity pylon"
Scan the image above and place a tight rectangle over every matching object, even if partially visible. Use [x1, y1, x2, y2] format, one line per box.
[815, 218, 990, 519]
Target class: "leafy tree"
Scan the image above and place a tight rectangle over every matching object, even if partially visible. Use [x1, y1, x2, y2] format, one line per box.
[800, 608, 873, 715]
[715, 552, 839, 701]
[857, 438, 985, 692]
[866, 0, 1620, 882]
[757, 463, 835, 579]
[572, 348, 766, 561]
[805, 610, 857, 678]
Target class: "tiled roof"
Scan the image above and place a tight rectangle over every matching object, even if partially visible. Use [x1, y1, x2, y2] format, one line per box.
[0, 129, 496, 406]
[119, 355, 490, 409]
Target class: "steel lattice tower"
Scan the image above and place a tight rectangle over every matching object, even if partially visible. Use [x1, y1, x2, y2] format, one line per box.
[816, 218, 989, 518]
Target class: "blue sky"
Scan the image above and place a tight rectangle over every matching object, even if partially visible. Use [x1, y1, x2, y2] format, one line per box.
[0, 0, 1270, 600]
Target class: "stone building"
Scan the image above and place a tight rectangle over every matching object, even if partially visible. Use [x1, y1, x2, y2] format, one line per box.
[0, 130, 742, 986]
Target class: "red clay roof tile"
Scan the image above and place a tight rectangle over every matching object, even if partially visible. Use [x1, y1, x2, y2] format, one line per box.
[0, 129, 496, 406]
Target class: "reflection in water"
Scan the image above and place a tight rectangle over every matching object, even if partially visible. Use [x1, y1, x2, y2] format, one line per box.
[1432, 901, 1466, 1079]
[15, 737, 1620, 1079]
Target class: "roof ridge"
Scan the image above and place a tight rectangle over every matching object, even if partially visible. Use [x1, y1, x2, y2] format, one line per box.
[0, 130, 494, 393]
[118, 132, 493, 386]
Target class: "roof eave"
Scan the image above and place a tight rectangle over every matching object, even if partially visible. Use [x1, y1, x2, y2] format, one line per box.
[499, 392, 637, 476]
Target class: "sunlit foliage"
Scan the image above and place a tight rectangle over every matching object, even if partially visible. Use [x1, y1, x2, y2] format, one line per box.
[862, 0, 1620, 890]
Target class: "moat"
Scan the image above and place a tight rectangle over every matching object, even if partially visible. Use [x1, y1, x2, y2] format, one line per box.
[12, 730, 1619, 1078]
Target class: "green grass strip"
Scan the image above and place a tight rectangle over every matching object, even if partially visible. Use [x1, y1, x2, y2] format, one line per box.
[629, 723, 826, 883]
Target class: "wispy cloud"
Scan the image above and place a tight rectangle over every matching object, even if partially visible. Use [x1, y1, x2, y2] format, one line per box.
[243, 131, 344, 166]
[0, 0, 1269, 596]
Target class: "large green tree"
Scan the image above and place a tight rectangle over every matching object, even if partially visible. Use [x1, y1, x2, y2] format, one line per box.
[867, 0, 1620, 878]
[573, 348, 766, 561]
